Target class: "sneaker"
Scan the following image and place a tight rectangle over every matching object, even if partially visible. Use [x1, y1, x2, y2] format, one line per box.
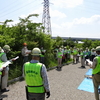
[84, 75, 90, 78]
[81, 66, 86, 68]
[98, 88, 100, 94]
[1, 88, 9, 92]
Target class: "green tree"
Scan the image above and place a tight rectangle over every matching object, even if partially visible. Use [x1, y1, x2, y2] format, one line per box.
[64, 38, 75, 48]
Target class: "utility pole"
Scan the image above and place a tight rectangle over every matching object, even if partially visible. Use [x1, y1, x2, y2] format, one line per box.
[42, 0, 52, 35]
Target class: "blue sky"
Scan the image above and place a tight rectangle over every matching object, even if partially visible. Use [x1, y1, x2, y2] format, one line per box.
[0, 0, 100, 38]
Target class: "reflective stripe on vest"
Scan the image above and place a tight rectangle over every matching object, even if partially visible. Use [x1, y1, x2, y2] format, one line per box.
[92, 56, 100, 74]
[24, 62, 45, 93]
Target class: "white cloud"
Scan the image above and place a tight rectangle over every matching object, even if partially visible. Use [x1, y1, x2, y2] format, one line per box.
[60, 15, 100, 29]
[51, 0, 83, 8]
[50, 9, 67, 18]
[52, 14, 100, 37]
[73, 15, 100, 25]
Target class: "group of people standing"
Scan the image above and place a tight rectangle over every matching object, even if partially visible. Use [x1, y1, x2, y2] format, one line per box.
[0, 43, 48, 100]
[79, 47, 97, 68]
[54, 46, 71, 70]
[1, 43, 100, 100]
[20, 44, 100, 100]
[55, 46, 100, 100]
[21, 43, 50, 100]
[54, 46, 96, 69]
[88, 46, 100, 100]
[70, 46, 100, 100]
[21, 43, 46, 65]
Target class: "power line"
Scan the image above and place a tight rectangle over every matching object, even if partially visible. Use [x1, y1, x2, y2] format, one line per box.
[0, 0, 37, 18]
[0, 4, 42, 21]
[0, 0, 20, 13]
[84, 0, 100, 5]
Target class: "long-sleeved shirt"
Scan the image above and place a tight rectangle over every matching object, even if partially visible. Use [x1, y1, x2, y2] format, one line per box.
[23, 60, 50, 92]
[21, 46, 31, 57]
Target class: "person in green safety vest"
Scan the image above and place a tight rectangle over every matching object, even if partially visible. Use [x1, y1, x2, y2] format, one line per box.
[80, 48, 86, 68]
[72, 47, 78, 64]
[76, 48, 80, 63]
[88, 46, 100, 100]
[67, 48, 71, 60]
[0, 47, 6, 91]
[40, 47, 46, 64]
[62, 47, 67, 63]
[0, 45, 11, 93]
[23, 47, 50, 100]
[57, 48, 63, 69]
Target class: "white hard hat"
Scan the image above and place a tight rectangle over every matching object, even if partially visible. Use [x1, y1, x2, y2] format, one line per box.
[31, 48, 41, 56]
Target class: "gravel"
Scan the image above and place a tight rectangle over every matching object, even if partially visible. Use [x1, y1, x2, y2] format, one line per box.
[1, 62, 95, 100]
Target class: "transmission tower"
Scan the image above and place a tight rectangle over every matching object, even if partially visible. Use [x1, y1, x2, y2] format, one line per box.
[42, 0, 52, 35]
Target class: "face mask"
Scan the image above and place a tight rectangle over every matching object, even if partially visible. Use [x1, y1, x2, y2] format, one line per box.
[24, 47, 27, 49]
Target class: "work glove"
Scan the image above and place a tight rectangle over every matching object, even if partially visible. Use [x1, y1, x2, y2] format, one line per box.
[46, 92, 50, 98]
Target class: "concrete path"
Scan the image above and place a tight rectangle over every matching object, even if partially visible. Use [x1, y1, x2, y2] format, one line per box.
[1, 62, 95, 100]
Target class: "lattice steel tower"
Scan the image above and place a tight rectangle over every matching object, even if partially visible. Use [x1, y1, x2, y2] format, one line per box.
[42, 0, 52, 35]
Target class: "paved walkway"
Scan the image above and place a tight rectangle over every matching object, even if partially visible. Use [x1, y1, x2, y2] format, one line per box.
[1, 62, 95, 100]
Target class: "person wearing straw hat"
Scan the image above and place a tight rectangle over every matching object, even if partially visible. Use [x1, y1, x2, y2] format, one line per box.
[57, 48, 63, 69]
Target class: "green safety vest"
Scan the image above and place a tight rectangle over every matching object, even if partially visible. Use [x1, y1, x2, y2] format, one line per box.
[73, 50, 78, 55]
[40, 50, 45, 57]
[85, 52, 88, 56]
[80, 52, 85, 58]
[57, 52, 63, 58]
[68, 50, 71, 54]
[40, 54, 44, 57]
[24, 62, 45, 93]
[0, 52, 5, 75]
[64, 50, 67, 54]
[92, 56, 100, 74]
[0, 63, 3, 75]
[0, 52, 5, 62]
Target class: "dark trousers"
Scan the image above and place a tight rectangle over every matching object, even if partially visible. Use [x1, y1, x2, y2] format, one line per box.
[90, 55, 96, 61]
[28, 93, 45, 100]
[93, 74, 100, 100]
[23, 56, 29, 64]
[40, 57, 45, 64]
